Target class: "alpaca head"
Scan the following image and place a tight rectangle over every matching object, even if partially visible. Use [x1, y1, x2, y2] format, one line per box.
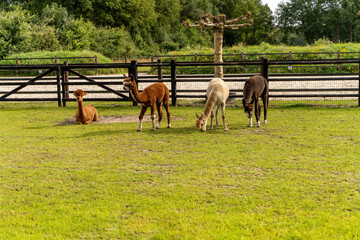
[242, 98, 253, 118]
[195, 113, 207, 132]
[123, 74, 136, 91]
[73, 89, 87, 102]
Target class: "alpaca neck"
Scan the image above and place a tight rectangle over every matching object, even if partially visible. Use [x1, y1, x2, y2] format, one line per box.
[77, 100, 85, 118]
[244, 89, 253, 104]
[130, 83, 146, 103]
[203, 98, 216, 121]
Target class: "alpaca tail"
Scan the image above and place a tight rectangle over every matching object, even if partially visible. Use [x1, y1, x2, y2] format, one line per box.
[264, 77, 270, 108]
[163, 86, 170, 106]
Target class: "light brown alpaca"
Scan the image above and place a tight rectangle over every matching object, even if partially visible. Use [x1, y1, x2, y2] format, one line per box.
[73, 89, 98, 124]
[123, 75, 171, 131]
[195, 78, 229, 132]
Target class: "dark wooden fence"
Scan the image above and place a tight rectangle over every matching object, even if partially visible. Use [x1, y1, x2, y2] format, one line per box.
[0, 58, 360, 107]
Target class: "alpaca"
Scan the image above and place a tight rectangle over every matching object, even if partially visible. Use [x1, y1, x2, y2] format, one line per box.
[123, 75, 171, 131]
[195, 78, 229, 132]
[73, 89, 98, 124]
[242, 75, 269, 127]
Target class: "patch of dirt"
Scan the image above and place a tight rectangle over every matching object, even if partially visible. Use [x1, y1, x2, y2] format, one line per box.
[58, 115, 181, 125]
[58, 115, 153, 125]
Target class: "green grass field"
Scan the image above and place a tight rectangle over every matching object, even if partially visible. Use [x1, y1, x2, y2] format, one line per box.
[1, 101, 360, 239]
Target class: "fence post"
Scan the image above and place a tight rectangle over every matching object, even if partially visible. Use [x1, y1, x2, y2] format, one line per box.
[62, 61, 69, 107]
[358, 58, 360, 107]
[95, 55, 98, 75]
[56, 66, 61, 107]
[241, 52, 244, 73]
[157, 59, 162, 81]
[16, 57, 19, 76]
[195, 53, 198, 73]
[260, 57, 269, 81]
[64, 61, 69, 100]
[170, 60, 177, 106]
[151, 55, 154, 74]
[289, 51, 292, 72]
[128, 60, 138, 106]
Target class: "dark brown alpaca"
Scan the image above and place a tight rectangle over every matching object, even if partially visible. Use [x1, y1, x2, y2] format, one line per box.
[73, 89, 98, 124]
[123, 75, 171, 131]
[242, 75, 269, 127]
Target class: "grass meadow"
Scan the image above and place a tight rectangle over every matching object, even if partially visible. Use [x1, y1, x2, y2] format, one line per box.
[1, 101, 360, 239]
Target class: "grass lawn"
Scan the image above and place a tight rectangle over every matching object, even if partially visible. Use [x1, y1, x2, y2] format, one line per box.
[0, 101, 360, 239]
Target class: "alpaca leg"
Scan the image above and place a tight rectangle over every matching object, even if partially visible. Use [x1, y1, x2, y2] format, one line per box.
[209, 110, 214, 130]
[215, 105, 220, 126]
[150, 105, 156, 131]
[255, 100, 261, 127]
[221, 103, 229, 131]
[94, 109, 99, 122]
[156, 103, 163, 129]
[248, 117, 253, 127]
[164, 100, 171, 128]
[138, 106, 147, 131]
[262, 95, 268, 124]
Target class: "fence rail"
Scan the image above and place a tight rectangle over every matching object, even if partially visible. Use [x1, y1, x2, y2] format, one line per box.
[0, 58, 360, 107]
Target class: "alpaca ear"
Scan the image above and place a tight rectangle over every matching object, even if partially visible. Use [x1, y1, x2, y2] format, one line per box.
[123, 74, 127, 78]
[200, 113, 204, 120]
[196, 113, 199, 118]
[130, 74, 135, 81]
[84, 92, 87, 96]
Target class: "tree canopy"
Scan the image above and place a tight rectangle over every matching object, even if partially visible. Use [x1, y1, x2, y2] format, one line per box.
[277, 0, 360, 44]
[1, 0, 360, 59]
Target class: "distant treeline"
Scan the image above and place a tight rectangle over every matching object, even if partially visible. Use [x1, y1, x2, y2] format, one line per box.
[1, 0, 360, 59]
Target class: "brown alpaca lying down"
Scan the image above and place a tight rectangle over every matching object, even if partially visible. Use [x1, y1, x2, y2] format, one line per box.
[73, 89, 98, 124]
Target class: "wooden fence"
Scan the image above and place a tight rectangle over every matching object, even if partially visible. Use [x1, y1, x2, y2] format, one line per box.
[0, 58, 360, 107]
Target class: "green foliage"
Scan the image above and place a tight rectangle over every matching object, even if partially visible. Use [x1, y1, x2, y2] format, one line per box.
[89, 27, 140, 59]
[0, 0, 275, 59]
[164, 42, 360, 74]
[1, 102, 360, 238]
[0, 50, 125, 75]
[277, 0, 360, 44]
[2, 50, 111, 65]
[0, 6, 34, 56]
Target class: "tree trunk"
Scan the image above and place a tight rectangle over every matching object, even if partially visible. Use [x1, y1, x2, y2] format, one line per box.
[214, 27, 224, 79]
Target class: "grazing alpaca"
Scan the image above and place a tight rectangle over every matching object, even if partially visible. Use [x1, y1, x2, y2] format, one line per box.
[195, 78, 229, 132]
[123, 75, 171, 131]
[242, 75, 269, 127]
[73, 89, 98, 124]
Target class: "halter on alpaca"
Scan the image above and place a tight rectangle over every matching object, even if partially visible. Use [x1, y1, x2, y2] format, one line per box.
[242, 75, 269, 127]
[123, 74, 171, 131]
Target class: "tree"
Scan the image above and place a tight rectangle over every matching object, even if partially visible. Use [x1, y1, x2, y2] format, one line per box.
[277, 0, 360, 44]
[183, 12, 252, 78]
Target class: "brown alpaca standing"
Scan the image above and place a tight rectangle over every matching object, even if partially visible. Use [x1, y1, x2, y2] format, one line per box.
[123, 75, 171, 131]
[73, 89, 98, 124]
[242, 75, 269, 127]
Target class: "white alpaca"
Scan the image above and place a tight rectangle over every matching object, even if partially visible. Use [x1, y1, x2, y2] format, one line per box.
[196, 78, 230, 132]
